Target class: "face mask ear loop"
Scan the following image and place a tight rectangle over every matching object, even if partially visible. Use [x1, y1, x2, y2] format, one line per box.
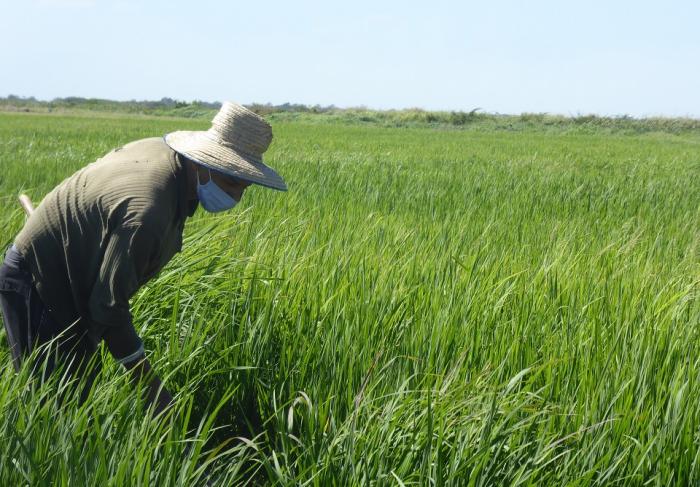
[196, 166, 211, 186]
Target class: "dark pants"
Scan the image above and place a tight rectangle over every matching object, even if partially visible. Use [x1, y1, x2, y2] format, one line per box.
[0, 245, 100, 398]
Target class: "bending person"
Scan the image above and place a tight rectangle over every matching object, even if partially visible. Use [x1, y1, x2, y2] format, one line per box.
[0, 102, 287, 411]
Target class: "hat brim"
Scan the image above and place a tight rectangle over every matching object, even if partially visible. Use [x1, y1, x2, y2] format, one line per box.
[163, 131, 287, 191]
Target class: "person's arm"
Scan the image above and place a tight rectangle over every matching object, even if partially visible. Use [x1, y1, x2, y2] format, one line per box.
[89, 223, 173, 413]
[101, 325, 173, 413]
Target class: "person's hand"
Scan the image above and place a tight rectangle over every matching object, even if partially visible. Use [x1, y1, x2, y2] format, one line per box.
[124, 356, 173, 414]
[148, 382, 173, 415]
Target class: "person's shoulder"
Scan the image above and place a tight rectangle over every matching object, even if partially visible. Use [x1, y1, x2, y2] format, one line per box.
[120, 137, 169, 151]
[107, 137, 175, 162]
[88, 138, 180, 227]
[93, 137, 178, 182]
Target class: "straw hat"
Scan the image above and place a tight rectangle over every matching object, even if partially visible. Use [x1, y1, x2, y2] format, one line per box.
[164, 101, 286, 191]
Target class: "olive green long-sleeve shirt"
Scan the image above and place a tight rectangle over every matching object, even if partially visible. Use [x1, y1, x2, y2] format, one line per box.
[14, 137, 197, 362]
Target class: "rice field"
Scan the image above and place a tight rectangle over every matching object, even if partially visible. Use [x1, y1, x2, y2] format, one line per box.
[0, 111, 698, 485]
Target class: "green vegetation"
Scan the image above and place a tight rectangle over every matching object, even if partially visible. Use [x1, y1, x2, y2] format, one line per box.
[0, 111, 698, 485]
[3, 95, 700, 135]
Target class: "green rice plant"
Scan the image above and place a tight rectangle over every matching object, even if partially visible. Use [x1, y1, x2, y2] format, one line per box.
[0, 112, 698, 485]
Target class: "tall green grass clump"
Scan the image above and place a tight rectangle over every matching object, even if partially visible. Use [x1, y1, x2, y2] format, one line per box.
[0, 112, 698, 485]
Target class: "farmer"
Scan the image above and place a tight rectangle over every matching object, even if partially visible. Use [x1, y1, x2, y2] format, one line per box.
[0, 102, 286, 410]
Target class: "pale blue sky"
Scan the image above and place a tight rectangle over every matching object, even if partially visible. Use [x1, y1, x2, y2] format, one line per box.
[1, 0, 699, 117]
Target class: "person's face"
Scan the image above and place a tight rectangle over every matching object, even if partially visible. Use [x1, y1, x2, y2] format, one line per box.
[196, 165, 252, 201]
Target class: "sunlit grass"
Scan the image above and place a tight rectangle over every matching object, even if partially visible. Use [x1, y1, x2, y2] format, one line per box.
[0, 112, 698, 485]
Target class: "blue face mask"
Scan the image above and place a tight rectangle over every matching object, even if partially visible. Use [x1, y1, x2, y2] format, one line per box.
[196, 168, 239, 213]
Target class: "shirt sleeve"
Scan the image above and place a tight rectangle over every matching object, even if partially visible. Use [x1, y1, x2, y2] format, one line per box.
[88, 223, 160, 364]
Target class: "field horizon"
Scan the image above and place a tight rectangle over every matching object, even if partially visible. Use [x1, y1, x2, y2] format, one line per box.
[3, 95, 700, 136]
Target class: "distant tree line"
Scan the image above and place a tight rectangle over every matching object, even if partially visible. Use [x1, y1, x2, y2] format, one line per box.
[0, 95, 340, 116]
[1, 95, 219, 112]
[1, 95, 698, 134]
